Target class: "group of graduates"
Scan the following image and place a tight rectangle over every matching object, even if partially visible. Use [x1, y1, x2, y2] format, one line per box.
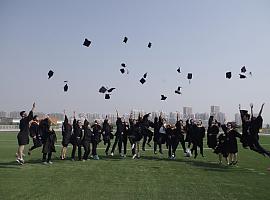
[16, 103, 269, 166]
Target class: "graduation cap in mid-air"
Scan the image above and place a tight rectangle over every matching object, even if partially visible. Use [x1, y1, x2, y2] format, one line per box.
[123, 37, 128, 43]
[187, 73, 192, 83]
[226, 72, 232, 79]
[241, 66, 247, 73]
[83, 38, 91, 47]
[177, 67, 181, 73]
[107, 88, 116, 93]
[140, 73, 148, 84]
[120, 63, 129, 74]
[48, 70, 54, 79]
[99, 86, 107, 93]
[161, 95, 167, 101]
[175, 86, 182, 94]
[64, 83, 68, 92]
[148, 42, 152, 48]
[239, 74, 247, 79]
[105, 94, 110, 100]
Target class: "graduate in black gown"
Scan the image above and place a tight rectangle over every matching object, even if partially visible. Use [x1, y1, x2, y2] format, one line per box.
[41, 117, 57, 164]
[214, 124, 228, 165]
[60, 110, 72, 160]
[91, 120, 102, 160]
[174, 117, 187, 156]
[16, 102, 35, 164]
[191, 120, 205, 158]
[207, 117, 219, 149]
[71, 112, 83, 161]
[132, 114, 144, 159]
[128, 113, 137, 156]
[247, 103, 270, 157]
[28, 115, 42, 155]
[102, 117, 113, 156]
[225, 122, 241, 165]
[141, 113, 154, 151]
[153, 116, 162, 154]
[166, 124, 175, 159]
[82, 119, 92, 161]
[111, 111, 125, 156]
[239, 104, 251, 148]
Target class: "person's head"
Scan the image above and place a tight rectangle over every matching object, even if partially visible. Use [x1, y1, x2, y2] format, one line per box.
[33, 115, 39, 122]
[197, 120, 202, 126]
[227, 122, 232, 130]
[190, 119, 194, 124]
[20, 111, 27, 118]
[77, 120, 82, 128]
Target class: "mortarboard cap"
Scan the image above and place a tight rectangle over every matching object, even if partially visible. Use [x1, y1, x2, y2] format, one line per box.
[187, 73, 192, 80]
[239, 74, 247, 79]
[48, 70, 54, 79]
[177, 67, 181, 73]
[161, 95, 167, 101]
[123, 37, 128, 43]
[241, 66, 247, 73]
[121, 63, 126, 68]
[148, 42, 152, 48]
[120, 68, 125, 74]
[83, 38, 91, 47]
[105, 94, 110, 99]
[143, 73, 147, 79]
[64, 84, 68, 92]
[140, 78, 146, 84]
[175, 86, 182, 94]
[99, 86, 107, 93]
[226, 72, 232, 79]
[107, 88, 116, 93]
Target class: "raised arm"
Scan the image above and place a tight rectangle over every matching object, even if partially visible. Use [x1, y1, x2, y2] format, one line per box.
[258, 103, 265, 117]
[250, 103, 254, 118]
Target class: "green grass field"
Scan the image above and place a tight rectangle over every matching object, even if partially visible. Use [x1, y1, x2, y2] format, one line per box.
[0, 132, 270, 200]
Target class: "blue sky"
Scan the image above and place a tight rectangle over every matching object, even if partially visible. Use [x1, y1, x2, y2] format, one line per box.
[0, 0, 270, 123]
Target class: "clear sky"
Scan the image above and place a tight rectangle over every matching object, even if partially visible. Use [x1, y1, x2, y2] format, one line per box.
[0, 0, 270, 123]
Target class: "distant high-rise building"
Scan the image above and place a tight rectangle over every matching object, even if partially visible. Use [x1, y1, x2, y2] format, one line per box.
[216, 112, 226, 124]
[210, 106, 220, 116]
[183, 107, 193, 119]
[0, 111, 7, 118]
[9, 111, 21, 119]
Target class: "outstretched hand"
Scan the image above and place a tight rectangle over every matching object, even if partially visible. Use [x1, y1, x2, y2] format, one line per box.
[250, 103, 253, 109]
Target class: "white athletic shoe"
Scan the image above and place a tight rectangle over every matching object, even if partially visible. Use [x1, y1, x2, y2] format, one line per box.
[111, 152, 114, 156]
[131, 144, 135, 149]
[132, 154, 137, 159]
[48, 161, 53, 164]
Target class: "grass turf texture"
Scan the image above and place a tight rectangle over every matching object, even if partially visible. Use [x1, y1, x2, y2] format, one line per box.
[0, 132, 270, 200]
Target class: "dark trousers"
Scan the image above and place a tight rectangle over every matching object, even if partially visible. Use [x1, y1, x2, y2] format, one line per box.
[142, 130, 153, 150]
[179, 139, 186, 153]
[83, 141, 91, 160]
[154, 142, 162, 152]
[30, 138, 42, 151]
[104, 140, 111, 154]
[42, 152, 52, 162]
[122, 135, 127, 155]
[168, 143, 173, 157]
[191, 141, 203, 158]
[71, 144, 82, 160]
[92, 141, 98, 156]
[111, 134, 120, 154]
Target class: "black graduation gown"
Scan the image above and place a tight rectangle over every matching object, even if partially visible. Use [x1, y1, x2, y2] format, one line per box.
[42, 129, 57, 154]
[214, 133, 228, 157]
[226, 129, 241, 154]
[91, 124, 102, 144]
[29, 122, 42, 147]
[62, 115, 72, 147]
[71, 119, 83, 145]
[17, 110, 33, 145]
[207, 125, 219, 149]
[102, 122, 113, 143]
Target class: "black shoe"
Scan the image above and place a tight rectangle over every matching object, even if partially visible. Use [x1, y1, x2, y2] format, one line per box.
[142, 147, 145, 151]
[147, 143, 151, 147]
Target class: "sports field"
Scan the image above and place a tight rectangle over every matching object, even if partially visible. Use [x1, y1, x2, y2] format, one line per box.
[0, 132, 270, 200]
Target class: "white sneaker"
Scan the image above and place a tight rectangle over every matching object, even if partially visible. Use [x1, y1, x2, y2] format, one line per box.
[132, 154, 137, 159]
[48, 161, 53, 164]
[111, 152, 114, 156]
[131, 144, 135, 149]
[43, 161, 48, 165]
